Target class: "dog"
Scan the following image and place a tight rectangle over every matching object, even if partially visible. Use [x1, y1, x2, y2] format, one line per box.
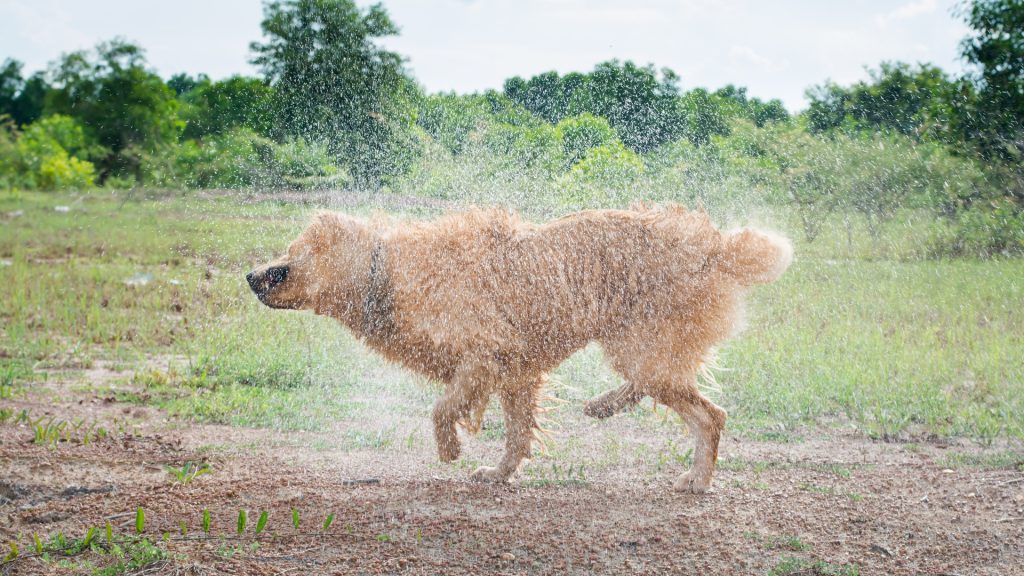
[247, 205, 791, 492]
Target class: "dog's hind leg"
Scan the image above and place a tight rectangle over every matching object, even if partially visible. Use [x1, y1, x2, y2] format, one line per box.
[656, 386, 727, 493]
[583, 382, 644, 419]
[604, 341, 726, 493]
[471, 375, 543, 483]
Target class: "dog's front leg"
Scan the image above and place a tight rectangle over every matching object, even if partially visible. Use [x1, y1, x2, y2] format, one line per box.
[433, 363, 493, 463]
[471, 380, 541, 483]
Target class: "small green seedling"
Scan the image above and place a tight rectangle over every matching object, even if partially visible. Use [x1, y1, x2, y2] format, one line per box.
[255, 511, 268, 536]
[165, 461, 211, 485]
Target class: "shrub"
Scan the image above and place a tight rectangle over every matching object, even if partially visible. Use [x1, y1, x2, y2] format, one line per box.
[555, 113, 617, 168]
[484, 122, 563, 176]
[37, 151, 96, 190]
[559, 140, 644, 207]
[6, 115, 97, 190]
[167, 128, 345, 190]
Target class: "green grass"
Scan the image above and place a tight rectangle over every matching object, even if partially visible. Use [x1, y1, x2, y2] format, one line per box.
[768, 556, 859, 576]
[1, 190, 1022, 442]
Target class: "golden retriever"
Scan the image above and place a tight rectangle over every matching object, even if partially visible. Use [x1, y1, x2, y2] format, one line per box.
[247, 205, 791, 492]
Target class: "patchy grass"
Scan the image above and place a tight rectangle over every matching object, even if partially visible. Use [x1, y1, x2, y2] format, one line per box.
[1, 190, 1023, 443]
[768, 556, 860, 576]
[939, 450, 1024, 471]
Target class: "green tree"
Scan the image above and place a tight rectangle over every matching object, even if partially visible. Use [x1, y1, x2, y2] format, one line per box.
[251, 0, 420, 188]
[555, 113, 617, 168]
[45, 39, 181, 181]
[504, 61, 688, 153]
[167, 73, 207, 96]
[679, 88, 730, 146]
[805, 63, 957, 137]
[0, 59, 48, 126]
[180, 76, 278, 139]
[583, 61, 686, 153]
[956, 0, 1024, 160]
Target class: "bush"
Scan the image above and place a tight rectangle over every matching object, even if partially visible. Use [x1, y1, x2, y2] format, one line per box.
[166, 128, 345, 190]
[37, 151, 96, 190]
[555, 113, 617, 168]
[933, 198, 1024, 256]
[4, 114, 97, 190]
[559, 140, 644, 207]
[484, 122, 563, 176]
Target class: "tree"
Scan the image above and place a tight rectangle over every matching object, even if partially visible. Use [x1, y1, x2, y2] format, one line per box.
[584, 61, 686, 153]
[679, 88, 730, 146]
[956, 0, 1024, 160]
[45, 39, 181, 181]
[251, 0, 420, 188]
[555, 113, 617, 168]
[804, 63, 957, 137]
[0, 59, 48, 126]
[504, 62, 688, 153]
[167, 73, 208, 96]
[180, 76, 278, 139]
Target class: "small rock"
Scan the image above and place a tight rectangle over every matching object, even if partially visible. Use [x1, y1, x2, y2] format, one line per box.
[125, 272, 154, 286]
[500, 552, 515, 562]
[54, 206, 70, 213]
[0, 259, 11, 267]
[942, 469, 955, 474]
[870, 543, 893, 557]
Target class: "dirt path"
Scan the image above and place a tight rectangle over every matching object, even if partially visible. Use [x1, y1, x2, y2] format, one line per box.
[1, 371, 1022, 575]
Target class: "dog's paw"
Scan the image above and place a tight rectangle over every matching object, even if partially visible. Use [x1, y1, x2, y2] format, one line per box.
[673, 471, 713, 494]
[470, 466, 509, 483]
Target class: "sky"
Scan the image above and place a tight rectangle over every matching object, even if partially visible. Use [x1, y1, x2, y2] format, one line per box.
[0, 0, 971, 111]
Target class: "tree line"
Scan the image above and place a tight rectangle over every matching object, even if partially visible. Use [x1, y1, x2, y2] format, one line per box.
[0, 0, 1021, 254]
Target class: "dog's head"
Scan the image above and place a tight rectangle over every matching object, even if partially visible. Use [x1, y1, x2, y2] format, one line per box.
[246, 212, 369, 311]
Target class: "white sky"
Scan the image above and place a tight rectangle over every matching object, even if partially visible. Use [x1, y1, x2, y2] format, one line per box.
[0, 0, 970, 111]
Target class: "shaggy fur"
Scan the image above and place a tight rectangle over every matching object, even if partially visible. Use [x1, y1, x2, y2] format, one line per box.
[247, 205, 792, 492]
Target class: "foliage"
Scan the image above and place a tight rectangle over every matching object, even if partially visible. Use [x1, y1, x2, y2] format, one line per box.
[559, 140, 645, 207]
[251, 0, 420, 188]
[679, 88, 731, 146]
[44, 39, 181, 182]
[956, 0, 1024, 161]
[506, 61, 687, 153]
[2, 114, 97, 191]
[416, 92, 490, 155]
[484, 121, 563, 176]
[0, 59, 47, 126]
[804, 62, 958, 138]
[555, 113, 617, 168]
[180, 76, 278, 139]
[166, 128, 344, 190]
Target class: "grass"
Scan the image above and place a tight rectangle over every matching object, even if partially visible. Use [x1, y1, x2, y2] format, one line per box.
[1, 190, 1022, 443]
[768, 556, 860, 576]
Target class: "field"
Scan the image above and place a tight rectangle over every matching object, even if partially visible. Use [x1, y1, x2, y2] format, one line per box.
[1, 190, 1022, 575]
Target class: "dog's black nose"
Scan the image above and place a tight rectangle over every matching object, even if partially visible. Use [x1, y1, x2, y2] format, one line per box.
[246, 271, 257, 289]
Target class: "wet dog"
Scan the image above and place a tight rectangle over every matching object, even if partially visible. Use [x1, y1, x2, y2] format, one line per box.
[247, 205, 791, 492]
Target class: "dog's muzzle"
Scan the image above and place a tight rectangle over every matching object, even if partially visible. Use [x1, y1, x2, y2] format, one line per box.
[246, 266, 288, 301]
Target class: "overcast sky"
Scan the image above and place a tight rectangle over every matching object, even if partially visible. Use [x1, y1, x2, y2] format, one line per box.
[0, 0, 970, 111]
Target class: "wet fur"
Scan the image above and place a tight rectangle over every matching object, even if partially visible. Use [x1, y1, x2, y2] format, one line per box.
[251, 205, 792, 491]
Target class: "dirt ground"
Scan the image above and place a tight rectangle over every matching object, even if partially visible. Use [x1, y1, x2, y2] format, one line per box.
[1, 365, 1022, 576]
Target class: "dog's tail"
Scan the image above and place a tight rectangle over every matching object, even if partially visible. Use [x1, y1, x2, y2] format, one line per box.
[717, 228, 793, 286]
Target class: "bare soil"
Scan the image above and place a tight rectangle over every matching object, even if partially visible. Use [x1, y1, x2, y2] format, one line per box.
[1, 366, 1022, 575]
